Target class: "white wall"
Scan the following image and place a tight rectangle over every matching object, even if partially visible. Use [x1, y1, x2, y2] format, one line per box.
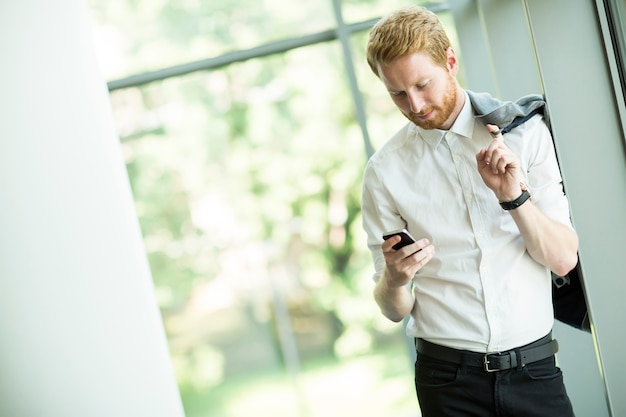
[525, 1, 626, 415]
[0, 1, 185, 416]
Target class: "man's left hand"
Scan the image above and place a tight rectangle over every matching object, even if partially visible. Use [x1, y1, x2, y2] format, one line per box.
[476, 124, 524, 202]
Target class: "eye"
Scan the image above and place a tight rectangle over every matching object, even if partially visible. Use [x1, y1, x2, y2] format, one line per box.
[389, 91, 406, 97]
[416, 81, 430, 89]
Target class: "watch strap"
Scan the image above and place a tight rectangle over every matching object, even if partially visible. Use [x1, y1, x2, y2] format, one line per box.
[500, 189, 531, 210]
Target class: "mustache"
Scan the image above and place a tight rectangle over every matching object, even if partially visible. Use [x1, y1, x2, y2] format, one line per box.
[413, 107, 435, 117]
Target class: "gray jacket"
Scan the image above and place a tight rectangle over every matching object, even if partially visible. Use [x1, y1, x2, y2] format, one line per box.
[467, 90, 548, 132]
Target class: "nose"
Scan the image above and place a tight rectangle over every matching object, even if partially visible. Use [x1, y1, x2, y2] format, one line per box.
[407, 90, 425, 114]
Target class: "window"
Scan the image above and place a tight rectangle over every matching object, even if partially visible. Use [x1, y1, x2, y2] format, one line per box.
[88, 2, 456, 416]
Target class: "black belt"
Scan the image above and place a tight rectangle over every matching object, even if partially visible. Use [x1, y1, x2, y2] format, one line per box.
[416, 334, 558, 372]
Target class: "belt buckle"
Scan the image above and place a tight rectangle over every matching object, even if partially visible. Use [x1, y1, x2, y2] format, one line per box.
[483, 353, 500, 372]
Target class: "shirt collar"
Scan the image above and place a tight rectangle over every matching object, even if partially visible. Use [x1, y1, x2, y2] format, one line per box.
[414, 91, 476, 149]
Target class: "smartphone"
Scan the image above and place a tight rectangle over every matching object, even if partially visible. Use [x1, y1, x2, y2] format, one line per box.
[382, 228, 416, 250]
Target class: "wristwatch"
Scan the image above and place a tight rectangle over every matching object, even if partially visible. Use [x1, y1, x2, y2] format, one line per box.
[500, 184, 531, 211]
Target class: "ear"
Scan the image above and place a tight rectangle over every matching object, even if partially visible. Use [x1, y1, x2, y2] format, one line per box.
[446, 47, 459, 76]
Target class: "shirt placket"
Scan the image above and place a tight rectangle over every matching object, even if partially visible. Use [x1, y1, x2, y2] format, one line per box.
[443, 133, 502, 350]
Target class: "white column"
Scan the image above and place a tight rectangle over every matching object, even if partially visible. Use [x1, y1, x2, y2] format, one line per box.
[0, 1, 185, 416]
[525, 1, 626, 415]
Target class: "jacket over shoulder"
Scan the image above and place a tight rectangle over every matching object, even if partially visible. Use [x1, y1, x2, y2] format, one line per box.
[467, 90, 548, 133]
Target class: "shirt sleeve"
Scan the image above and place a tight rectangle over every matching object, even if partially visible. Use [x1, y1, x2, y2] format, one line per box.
[361, 160, 405, 283]
[514, 115, 574, 229]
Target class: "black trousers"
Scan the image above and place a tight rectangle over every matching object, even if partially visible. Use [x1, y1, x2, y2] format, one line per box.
[414, 339, 575, 417]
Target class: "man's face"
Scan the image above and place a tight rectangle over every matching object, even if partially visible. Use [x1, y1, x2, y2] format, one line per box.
[377, 51, 459, 130]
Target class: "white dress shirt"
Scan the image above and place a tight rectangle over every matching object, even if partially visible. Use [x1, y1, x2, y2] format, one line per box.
[361, 91, 574, 353]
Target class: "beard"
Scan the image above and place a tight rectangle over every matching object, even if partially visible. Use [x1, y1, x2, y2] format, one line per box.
[402, 75, 458, 130]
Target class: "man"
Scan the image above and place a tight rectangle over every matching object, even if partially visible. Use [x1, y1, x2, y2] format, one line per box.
[361, 6, 579, 416]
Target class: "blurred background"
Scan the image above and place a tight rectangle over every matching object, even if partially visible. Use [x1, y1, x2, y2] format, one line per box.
[85, 1, 458, 416]
[4, 1, 625, 416]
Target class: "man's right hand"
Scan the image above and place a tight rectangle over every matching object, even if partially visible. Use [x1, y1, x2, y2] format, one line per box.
[382, 236, 435, 287]
[374, 236, 434, 322]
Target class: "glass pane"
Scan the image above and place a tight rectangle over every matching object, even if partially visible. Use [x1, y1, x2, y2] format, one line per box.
[342, 0, 448, 24]
[88, 0, 336, 80]
[350, 29, 407, 152]
[107, 40, 418, 416]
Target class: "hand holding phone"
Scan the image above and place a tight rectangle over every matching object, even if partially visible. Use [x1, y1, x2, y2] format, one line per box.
[382, 228, 416, 250]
